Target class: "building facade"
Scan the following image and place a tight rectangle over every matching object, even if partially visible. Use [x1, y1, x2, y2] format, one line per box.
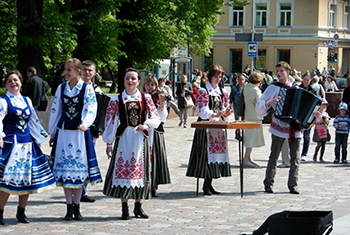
[192, 0, 350, 77]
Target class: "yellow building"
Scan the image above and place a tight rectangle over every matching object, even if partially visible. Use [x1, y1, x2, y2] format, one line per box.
[192, 0, 350, 77]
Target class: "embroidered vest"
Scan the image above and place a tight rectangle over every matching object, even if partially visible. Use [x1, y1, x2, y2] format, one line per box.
[116, 92, 148, 137]
[57, 82, 88, 130]
[3, 96, 32, 143]
[198, 86, 223, 122]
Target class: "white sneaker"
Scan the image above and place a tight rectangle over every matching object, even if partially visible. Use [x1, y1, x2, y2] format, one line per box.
[301, 156, 307, 161]
[277, 163, 290, 168]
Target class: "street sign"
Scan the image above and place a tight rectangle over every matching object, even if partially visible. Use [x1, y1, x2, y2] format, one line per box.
[235, 33, 263, 42]
[334, 41, 338, 47]
[334, 34, 339, 41]
[327, 40, 334, 47]
[247, 42, 258, 57]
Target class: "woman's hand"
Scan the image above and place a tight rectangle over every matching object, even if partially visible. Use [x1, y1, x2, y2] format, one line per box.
[267, 96, 281, 106]
[77, 124, 87, 131]
[135, 124, 149, 132]
[0, 139, 3, 148]
[183, 88, 188, 91]
[106, 147, 113, 159]
[159, 93, 166, 107]
[224, 108, 231, 117]
[49, 138, 55, 147]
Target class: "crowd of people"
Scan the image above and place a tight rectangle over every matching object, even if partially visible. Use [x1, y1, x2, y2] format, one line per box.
[2, 58, 350, 225]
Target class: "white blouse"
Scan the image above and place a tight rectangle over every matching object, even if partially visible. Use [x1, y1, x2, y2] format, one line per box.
[0, 91, 45, 144]
[49, 79, 97, 138]
[102, 89, 161, 145]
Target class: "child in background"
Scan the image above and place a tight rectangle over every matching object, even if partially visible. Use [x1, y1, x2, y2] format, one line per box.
[313, 99, 330, 163]
[333, 102, 350, 163]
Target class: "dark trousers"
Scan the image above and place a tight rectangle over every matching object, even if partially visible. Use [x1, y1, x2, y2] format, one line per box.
[334, 133, 348, 160]
[264, 135, 301, 189]
[301, 128, 311, 157]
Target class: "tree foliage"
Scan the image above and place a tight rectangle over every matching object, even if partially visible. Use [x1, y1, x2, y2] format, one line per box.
[0, 0, 248, 91]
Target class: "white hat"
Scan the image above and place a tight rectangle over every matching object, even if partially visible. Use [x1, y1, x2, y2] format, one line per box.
[338, 102, 348, 111]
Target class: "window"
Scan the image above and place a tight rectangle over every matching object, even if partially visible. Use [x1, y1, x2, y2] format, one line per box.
[203, 50, 213, 72]
[230, 49, 243, 74]
[232, 6, 244, 26]
[280, 4, 291, 26]
[256, 5, 267, 26]
[345, 6, 350, 29]
[329, 4, 337, 27]
[277, 49, 290, 64]
[254, 49, 266, 70]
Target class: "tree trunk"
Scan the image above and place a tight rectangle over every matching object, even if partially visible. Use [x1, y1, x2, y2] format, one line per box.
[17, 0, 45, 81]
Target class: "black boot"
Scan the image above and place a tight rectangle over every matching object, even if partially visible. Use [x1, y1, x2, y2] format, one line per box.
[64, 204, 73, 221]
[121, 202, 130, 220]
[0, 209, 5, 225]
[16, 206, 29, 223]
[73, 204, 83, 220]
[208, 179, 221, 195]
[133, 202, 149, 219]
[202, 179, 211, 196]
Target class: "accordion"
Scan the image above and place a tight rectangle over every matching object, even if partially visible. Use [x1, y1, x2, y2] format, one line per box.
[274, 87, 322, 130]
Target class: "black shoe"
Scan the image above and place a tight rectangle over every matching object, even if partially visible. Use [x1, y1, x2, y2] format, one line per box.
[121, 202, 130, 220]
[203, 179, 212, 196]
[342, 159, 348, 163]
[151, 190, 158, 197]
[73, 204, 83, 220]
[81, 195, 96, 203]
[334, 159, 340, 163]
[16, 206, 29, 223]
[264, 186, 273, 193]
[209, 186, 221, 195]
[0, 209, 5, 225]
[64, 204, 73, 221]
[134, 202, 149, 219]
[289, 187, 300, 195]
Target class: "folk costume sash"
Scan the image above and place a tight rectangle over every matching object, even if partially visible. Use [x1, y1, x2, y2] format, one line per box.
[3, 96, 33, 186]
[112, 93, 147, 188]
[205, 85, 230, 165]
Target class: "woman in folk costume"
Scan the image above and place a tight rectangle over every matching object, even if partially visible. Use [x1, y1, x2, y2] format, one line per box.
[186, 65, 231, 195]
[141, 74, 170, 197]
[0, 70, 55, 225]
[102, 68, 161, 220]
[49, 58, 102, 221]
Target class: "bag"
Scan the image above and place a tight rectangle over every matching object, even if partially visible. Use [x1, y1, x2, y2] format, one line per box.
[184, 96, 194, 108]
[313, 129, 331, 142]
[237, 88, 245, 118]
[253, 210, 333, 235]
[38, 80, 48, 111]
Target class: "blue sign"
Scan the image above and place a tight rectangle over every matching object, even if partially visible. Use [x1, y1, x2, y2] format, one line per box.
[247, 42, 258, 57]
[327, 40, 334, 47]
[334, 34, 339, 41]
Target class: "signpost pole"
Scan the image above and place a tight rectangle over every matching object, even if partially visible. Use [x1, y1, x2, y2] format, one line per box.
[251, 0, 255, 72]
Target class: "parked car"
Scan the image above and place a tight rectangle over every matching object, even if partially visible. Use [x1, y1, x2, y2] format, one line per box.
[334, 77, 347, 91]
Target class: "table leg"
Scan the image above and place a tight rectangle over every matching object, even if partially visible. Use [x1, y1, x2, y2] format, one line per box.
[196, 177, 199, 196]
[238, 129, 244, 198]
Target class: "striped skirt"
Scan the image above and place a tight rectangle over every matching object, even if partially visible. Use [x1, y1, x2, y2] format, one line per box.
[186, 128, 231, 179]
[0, 140, 56, 195]
[103, 136, 151, 200]
[151, 130, 171, 187]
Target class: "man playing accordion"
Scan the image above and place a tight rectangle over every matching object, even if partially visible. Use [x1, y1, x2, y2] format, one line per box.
[256, 61, 301, 195]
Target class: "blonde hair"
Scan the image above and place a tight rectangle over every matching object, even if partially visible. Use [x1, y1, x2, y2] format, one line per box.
[248, 72, 263, 84]
[66, 58, 82, 73]
[141, 74, 158, 93]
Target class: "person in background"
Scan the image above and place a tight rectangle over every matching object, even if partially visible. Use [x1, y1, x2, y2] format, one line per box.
[191, 82, 199, 104]
[333, 102, 350, 164]
[342, 77, 350, 107]
[298, 71, 317, 162]
[230, 74, 246, 121]
[324, 75, 339, 92]
[102, 68, 161, 220]
[176, 74, 193, 128]
[256, 61, 302, 195]
[230, 73, 238, 89]
[49, 58, 102, 221]
[142, 75, 170, 198]
[80, 59, 103, 203]
[21, 66, 49, 138]
[313, 99, 330, 163]
[243, 72, 265, 167]
[0, 70, 56, 225]
[311, 76, 325, 100]
[159, 78, 180, 117]
[51, 66, 66, 95]
[186, 65, 231, 195]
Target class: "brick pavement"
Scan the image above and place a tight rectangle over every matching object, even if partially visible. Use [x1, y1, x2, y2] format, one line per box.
[2, 116, 350, 234]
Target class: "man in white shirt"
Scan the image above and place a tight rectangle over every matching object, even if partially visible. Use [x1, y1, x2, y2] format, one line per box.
[256, 61, 301, 195]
